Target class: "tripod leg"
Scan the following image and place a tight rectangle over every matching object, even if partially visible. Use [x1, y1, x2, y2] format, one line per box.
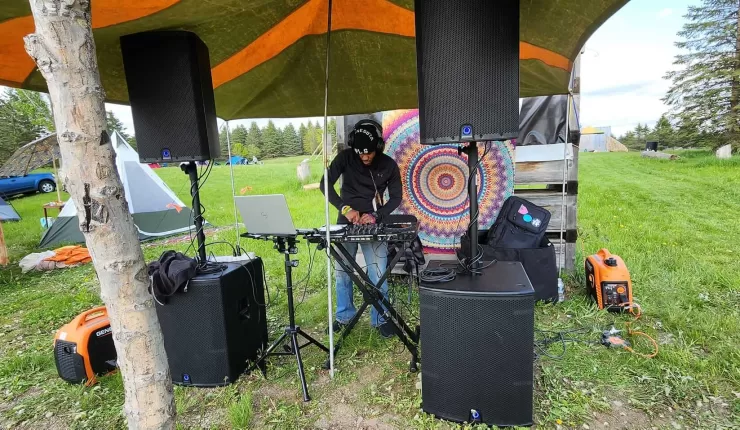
[248, 331, 289, 376]
[297, 329, 329, 353]
[291, 332, 311, 402]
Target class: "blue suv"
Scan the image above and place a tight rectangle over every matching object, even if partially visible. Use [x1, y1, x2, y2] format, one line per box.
[0, 172, 57, 197]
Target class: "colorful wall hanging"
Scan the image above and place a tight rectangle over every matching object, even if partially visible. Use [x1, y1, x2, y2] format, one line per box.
[382, 109, 515, 254]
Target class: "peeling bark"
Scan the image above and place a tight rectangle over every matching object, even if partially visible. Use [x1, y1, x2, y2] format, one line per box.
[24, 1, 175, 429]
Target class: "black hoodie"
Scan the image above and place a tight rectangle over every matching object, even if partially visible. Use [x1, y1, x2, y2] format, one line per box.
[320, 148, 402, 224]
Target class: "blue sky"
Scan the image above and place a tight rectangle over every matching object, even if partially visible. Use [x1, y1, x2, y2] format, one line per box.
[579, 0, 700, 136]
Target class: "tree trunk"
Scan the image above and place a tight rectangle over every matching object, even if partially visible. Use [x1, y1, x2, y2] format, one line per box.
[0, 222, 8, 267]
[23, 1, 175, 429]
[731, 0, 740, 153]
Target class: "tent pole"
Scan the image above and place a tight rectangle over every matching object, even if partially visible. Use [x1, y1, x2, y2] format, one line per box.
[322, 0, 335, 378]
[559, 89, 572, 277]
[225, 120, 241, 251]
[52, 154, 62, 203]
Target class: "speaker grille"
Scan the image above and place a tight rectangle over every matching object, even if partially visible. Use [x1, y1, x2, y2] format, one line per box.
[155, 260, 267, 387]
[420, 288, 534, 426]
[121, 31, 220, 162]
[414, 0, 520, 144]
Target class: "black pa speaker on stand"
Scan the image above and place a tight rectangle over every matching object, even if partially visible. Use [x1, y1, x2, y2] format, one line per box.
[120, 30, 220, 163]
[419, 261, 535, 427]
[154, 259, 268, 387]
[414, 0, 520, 145]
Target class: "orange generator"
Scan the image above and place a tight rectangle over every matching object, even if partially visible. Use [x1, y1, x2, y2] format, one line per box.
[53, 306, 117, 385]
[585, 249, 633, 312]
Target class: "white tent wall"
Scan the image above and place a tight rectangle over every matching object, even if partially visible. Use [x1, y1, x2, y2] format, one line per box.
[38, 131, 198, 248]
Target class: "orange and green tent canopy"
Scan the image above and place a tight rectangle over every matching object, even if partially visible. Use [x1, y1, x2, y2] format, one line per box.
[0, 0, 628, 120]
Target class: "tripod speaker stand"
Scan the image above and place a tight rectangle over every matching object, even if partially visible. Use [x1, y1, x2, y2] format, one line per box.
[245, 235, 328, 401]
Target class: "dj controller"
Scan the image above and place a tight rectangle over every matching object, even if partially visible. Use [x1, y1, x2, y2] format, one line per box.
[303, 216, 418, 244]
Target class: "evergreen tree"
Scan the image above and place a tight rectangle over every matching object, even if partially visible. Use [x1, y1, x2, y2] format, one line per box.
[106, 110, 130, 141]
[663, 0, 740, 150]
[261, 121, 281, 158]
[0, 89, 54, 164]
[298, 123, 307, 154]
[230, 124, 248, 147]
[281, 123, 302, 156]
[328, 118, 337, 149]
[218, 123, 229, 160]
[246, 122, 262, 152]
[244, 144, 261, 159]
[649, 115, 677, 148]
[302, 122, 316, 154]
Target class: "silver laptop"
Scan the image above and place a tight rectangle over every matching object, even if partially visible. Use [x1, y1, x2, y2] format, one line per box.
[235, 194, 297, 236]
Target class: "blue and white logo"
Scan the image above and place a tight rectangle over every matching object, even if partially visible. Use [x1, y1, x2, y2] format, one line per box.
[470, 409, 481, 422]
[182, 373, 191, 383]
[461, 125, 473, 139]
[161, 148, 172, 160]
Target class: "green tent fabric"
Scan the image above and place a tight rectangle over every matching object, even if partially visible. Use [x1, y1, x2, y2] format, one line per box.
[0, 1, 628, 120]
[38, 131, 201, 249]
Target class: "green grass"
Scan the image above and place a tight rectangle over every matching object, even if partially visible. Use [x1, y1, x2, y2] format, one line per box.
[1, 151, 739, 429]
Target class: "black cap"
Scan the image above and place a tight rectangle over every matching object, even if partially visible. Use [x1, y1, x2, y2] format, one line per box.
[352, 124, 381, 154]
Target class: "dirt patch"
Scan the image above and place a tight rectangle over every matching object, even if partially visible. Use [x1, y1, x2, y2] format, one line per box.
[313, 363, 401, 430]
[587, 400, 660, 430]
[585, 397, 735, 430]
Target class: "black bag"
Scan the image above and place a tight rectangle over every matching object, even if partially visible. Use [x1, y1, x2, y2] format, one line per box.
[483, 237, 558, 303]
[487, 196, 551, 249]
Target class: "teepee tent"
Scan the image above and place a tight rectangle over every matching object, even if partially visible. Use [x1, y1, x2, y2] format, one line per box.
[39, 131, 197, 249]
[0, 196, 20, 222]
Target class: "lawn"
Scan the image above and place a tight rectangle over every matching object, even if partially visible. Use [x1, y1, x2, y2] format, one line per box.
[0, 152, 738, 429]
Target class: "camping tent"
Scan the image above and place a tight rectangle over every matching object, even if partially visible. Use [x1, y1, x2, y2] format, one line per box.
[39, 131, 198, 248]
[0, 196, 20, 222]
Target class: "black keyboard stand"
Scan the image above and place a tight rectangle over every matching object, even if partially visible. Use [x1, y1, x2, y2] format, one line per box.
[321, 239, 420, 373]
[243, 234, 329, 402]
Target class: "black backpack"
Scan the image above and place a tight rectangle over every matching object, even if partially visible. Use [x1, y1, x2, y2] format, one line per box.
[487, 196, 551, 249]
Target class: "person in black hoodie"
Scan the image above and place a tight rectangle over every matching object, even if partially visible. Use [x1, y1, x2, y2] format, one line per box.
[320, 119, 402, 338]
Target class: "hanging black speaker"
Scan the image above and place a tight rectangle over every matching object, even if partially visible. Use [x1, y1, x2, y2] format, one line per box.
[414, 0, 520, 144]
[120, 31, 220, 163]
[419, 260, 535, 427]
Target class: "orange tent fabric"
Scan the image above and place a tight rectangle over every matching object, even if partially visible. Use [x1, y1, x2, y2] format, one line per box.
[0, 0, 629, 119]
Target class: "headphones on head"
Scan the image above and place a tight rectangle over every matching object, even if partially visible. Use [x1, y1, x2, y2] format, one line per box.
[347, 119, 384, 153]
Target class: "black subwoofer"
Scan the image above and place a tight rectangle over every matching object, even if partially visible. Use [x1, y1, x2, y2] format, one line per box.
[413, 0, 520, 145]
[120, 31, 220, 163]
[419, 261, 535, 426]
[155, 259, 268, 387]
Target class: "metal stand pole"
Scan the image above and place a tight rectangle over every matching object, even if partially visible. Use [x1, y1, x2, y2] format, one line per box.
[185, 161, 206, 262]
[321, 0, 336, 377]
[462, 142, 480, 272]
[247, 236, 329, 402]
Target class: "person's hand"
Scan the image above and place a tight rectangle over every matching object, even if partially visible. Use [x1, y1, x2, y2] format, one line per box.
[359, 213, 376, 224]
[346, 209, 361, 224]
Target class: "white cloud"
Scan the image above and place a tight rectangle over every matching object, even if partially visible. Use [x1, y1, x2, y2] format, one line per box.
[578, 1, 690, 137]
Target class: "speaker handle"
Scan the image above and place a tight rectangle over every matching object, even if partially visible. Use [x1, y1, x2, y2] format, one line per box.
[238, 297, 251, 321]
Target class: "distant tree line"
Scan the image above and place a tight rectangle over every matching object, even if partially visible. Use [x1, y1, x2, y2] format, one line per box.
[0, 87, 136, 166]
[661, 0, 740, 153]
[218, 118, 336, 160]
[1, 85, 337, 166]
[617, 114, 712, 151]
[0, 88, 54, 165]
